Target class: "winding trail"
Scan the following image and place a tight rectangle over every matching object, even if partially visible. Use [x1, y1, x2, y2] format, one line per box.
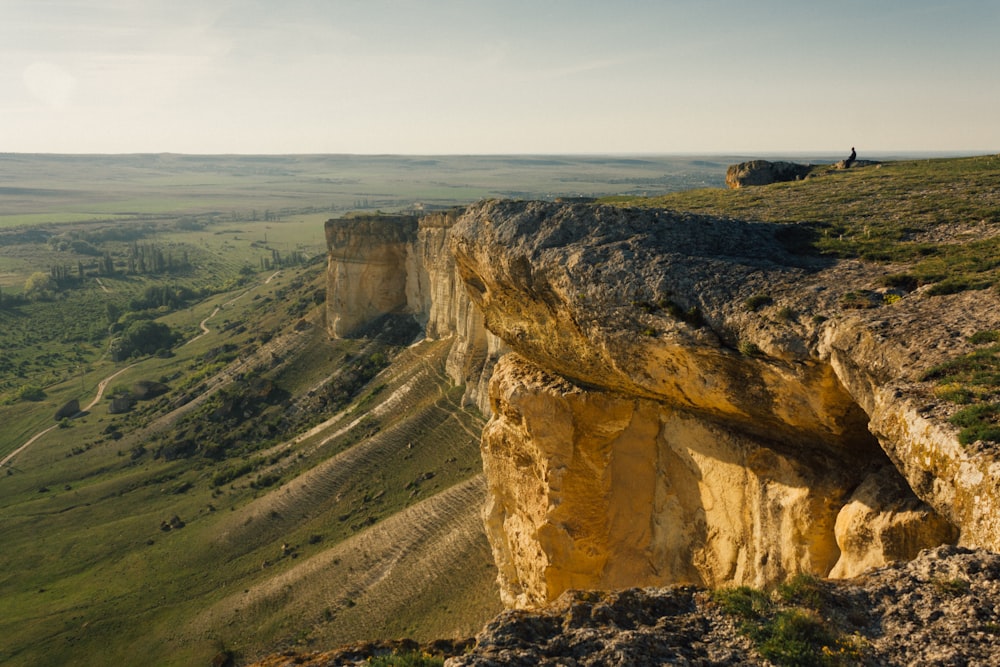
[188, 306, 221, 344]
[83, 364, 137, 412]
[1, 363, 137, 469]
[186, 270, 281, 345]
[3, 270, 284, 468]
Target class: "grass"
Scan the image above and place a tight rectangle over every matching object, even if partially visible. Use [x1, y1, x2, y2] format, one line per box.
[712, 574, 865, 666]
[368, 652, 444, 666]
[0, 278, 497, 665]
[606, 154, 1000, 295]
[1, 218, 499, 664]
[922, 331, 1000, 444]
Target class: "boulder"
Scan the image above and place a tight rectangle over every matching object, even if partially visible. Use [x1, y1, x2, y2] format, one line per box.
[131, 380, 169, 400]
[54, 398, 80, 421]
[725, 160, 812, 188]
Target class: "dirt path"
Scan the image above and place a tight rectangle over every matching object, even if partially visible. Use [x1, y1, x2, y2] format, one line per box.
[186, 271, 280, 345]
[84, 364, 137, 411]
[1, 363, 137, 469]
[188, 306, 221, 344]
[0, 424, 59, 469]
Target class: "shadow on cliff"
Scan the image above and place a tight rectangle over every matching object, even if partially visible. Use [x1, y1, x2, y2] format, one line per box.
[339, 312, 424, 346]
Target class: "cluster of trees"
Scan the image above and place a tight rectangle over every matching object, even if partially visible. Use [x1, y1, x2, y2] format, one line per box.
[92, 244, 192, 278]
[125, 243, 191, 275]
[259, 248, 307, 271]
[109, 320, 179, 361]
[126, 284, 204, 312]
[14, 243, 196, 304]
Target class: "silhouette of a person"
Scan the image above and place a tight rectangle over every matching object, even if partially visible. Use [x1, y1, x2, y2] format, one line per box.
[846, 147, 856, 168]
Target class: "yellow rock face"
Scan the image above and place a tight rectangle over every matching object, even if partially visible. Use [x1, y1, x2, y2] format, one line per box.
[450, 200, 987, 607]
[482, 355, 949, 607]
[325, 212, 505, 414]
[830, 468, 958, 579]
[325, 215, 417, 338]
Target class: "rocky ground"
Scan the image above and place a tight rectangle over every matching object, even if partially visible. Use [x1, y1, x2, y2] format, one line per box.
[251, 546, 1000, 666]
[446, 546, 1000, 666]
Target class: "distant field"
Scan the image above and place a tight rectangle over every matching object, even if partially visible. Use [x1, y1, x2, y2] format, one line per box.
[0, 153, 739, 227]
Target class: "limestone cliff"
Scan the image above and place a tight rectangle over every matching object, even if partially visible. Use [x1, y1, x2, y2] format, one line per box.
[326, 212, 504, 413]
[449, 199, 995, 607]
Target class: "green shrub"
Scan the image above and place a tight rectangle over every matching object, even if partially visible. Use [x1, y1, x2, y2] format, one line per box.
[745, 294, 773, 312]
[714, 576, 858, 666]
[712, 586, 771, 621]
[777, 573, 826, 609]
[367, 652, 443, 667]
[880, 273, 919, 292]
[756, 609, 838, 667]
[16, 384, 47, 402]
[970, 330, 1000, 345]
[776, 306, 797, 322]
[949, 403, 1000, 444]
[933, 383, 976, 404]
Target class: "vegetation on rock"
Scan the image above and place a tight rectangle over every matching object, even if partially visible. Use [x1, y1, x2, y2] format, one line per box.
[607, 155, 1000, 295]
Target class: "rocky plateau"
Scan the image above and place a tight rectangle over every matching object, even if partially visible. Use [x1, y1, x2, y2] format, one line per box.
[313, 162, 1000, 664]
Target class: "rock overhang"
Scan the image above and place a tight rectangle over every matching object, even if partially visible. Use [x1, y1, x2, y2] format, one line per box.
[450, 198, 999, 605]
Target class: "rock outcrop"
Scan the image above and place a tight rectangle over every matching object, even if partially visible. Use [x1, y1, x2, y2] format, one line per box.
[834, 158, 880, 170]
[54, 398, 80, 420]
[326, 212, 505, 413]
[726, 160, 812, 188]
[447, 546, 1000, 666]
[448, 199, 997, 607]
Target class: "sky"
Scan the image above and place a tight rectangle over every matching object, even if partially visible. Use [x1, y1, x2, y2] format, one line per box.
[2, 0, 998, 155]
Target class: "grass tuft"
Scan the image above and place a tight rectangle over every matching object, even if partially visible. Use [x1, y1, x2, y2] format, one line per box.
[367, 652, 444, 667]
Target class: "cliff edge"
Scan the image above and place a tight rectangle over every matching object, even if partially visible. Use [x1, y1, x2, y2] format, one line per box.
[325, 211, 506, 414]
[449, 196, 999, 607]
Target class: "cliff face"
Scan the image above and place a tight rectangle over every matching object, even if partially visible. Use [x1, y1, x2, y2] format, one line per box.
[326, 215, 418, 338]
[326, 199, 1000, 612]
[449, 199, 995, 607]
[325, 212, 504, 413]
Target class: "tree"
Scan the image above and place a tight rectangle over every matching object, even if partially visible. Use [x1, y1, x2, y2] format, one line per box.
[24, 271, 56, 299]
[106, 302, 122, 325]
[110, 320, 179, 361]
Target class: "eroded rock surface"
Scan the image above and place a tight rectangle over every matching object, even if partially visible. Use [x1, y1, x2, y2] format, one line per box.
[447, 546, 1000, 667]
[726, 159, 812, 188]
[450, 199, 1000, 605]
[326, 211, 505, 412]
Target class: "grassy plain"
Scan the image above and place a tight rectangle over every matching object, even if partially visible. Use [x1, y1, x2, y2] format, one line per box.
[607, 154, 1000, 293]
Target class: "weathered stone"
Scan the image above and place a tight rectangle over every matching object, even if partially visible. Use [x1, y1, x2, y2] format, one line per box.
[482, 354, 872, 606]
[325, 214, 418, 338]
[446, 547, 1000, 667]
[54, 398, 80, 420]
[449, 199, 999, 605]
[325, 210, 506, 413]
[830, 465, 959, 578]
[725, 160, 811, 188]
[833, 158, 880, 170]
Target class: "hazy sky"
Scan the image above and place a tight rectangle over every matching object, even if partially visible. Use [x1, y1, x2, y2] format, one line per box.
[2, 0, 998, 154]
